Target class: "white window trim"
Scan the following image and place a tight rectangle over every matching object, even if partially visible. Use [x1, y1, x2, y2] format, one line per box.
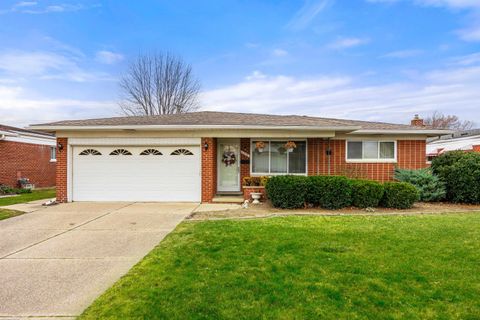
[50, 147, 57, 162]
[345, 140, 397, 163]
[249, 138, 308, 176]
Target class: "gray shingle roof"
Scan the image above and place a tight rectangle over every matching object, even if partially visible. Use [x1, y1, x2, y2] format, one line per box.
[30, 111, 432, 131]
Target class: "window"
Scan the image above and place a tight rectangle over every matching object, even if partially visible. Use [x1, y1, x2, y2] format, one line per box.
[346, 141, 396, 161]
[50, 147, 56, 162]
[171, 148, 193, 155]
[79, 149, 102, 155]
[140, 149, 162, 155]
[251, 140, 306, 174]
[110, 149, 132, 155]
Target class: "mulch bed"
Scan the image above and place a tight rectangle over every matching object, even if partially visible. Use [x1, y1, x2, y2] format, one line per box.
[189, 201, 480, 220]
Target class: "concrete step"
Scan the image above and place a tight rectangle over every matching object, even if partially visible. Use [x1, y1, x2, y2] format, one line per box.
[212, 195, 244, 203]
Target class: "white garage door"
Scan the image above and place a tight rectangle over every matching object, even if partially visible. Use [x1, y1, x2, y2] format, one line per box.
[72, 145, 201, 202]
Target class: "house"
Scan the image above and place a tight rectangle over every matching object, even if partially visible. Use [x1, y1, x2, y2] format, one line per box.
[0, 124, 56, 188]
[29, 111, 448, 203]
[427, 129, 480, 162]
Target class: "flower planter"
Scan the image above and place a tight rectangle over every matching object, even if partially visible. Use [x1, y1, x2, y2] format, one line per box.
[243, 186, 266, 201]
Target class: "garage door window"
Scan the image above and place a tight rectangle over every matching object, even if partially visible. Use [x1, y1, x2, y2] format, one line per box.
[110, 149, 132, 155]
[79, 149, 102, 155]
[140, 149, 162, 155]
[171, 148, 194, 155]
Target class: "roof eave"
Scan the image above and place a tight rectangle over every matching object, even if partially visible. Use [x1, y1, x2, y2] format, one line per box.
[351, 129, 455, 136]
[28, 124, 362, 132]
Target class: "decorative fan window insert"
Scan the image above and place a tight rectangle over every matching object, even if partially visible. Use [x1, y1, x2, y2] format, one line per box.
[79, 149, 102, 156]
[171, 148, 194, 155]
[110, 149, 132, 155]
[140, 149, 162, 155]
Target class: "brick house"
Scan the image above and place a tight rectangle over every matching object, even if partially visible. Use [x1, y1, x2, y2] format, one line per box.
[29, 111, 449, 203]
[0, 124, 56, 188]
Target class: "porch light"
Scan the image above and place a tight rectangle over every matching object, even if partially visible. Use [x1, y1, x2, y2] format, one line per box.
[57, 142, 64, 152]
[204, 141, 209, 151]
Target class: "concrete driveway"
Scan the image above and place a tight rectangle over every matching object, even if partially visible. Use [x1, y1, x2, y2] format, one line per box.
[0, 202, 198, 319]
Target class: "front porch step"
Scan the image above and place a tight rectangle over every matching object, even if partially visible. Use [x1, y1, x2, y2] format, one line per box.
[212, 195, 244, 203]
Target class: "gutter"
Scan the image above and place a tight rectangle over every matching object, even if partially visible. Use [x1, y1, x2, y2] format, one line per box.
[351, 129, 455, 136]
[28, 124, 362, 132]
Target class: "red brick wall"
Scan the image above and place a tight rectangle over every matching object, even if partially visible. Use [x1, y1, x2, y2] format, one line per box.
[201, 138, 217, 202]
[240, 138, 250, 185]
[473, 145, 480, 152]
[307, 139, 427, 181]
[56, 138, 68, 203]
[0, 140, 56, 188]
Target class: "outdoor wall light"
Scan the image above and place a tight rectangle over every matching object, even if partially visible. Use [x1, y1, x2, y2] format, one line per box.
[204, 141, 209, 151]
[57, 142, 64, 152]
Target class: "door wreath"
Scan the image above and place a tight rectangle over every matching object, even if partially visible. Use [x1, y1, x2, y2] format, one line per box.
[222, 151, 236, 166]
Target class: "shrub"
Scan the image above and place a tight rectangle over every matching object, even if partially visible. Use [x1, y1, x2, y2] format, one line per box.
[265, 176, 308, 209]
[394, 168, 446, 202]
[447, 153, 480, 204]
[306, 176, 352, 209]
[243, 176, 269, 187]
[431, 152, 480, 203]
[350, 179, 384, 208]
[15, 188, 32, 194]
[381, 182, 419, 209]
[0, 184, 15, 195]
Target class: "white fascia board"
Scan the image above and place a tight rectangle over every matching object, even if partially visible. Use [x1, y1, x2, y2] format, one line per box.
[28, 124, 362, 132]
[351, 129, 455, 136]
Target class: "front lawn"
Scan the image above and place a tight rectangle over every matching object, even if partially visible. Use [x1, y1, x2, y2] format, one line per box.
[80, 214, 480, 319]
[0, 188, 55, 207]
[0, 208, 25, 221]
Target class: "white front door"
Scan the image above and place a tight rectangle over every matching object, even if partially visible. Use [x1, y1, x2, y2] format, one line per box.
[217, 139, 240, 192]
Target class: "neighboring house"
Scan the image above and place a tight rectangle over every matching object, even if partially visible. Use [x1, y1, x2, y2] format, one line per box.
[29, 111, 448, 203]
[0, 124, 56, 188]
[427, 129, 480, 162]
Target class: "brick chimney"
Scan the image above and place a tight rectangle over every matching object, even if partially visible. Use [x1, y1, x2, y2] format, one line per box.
[411, 114, 424, 127]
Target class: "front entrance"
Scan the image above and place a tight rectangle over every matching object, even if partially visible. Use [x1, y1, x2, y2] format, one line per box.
[217, 139, 241, 192]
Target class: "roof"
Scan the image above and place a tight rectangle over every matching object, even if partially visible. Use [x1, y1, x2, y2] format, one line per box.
[427, 132, 480, 155]
[0, 124, 54, 138]
[29, 111, 446, 134]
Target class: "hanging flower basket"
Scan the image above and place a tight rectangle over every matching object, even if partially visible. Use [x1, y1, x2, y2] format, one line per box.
[255, 141, 266, 152]
[284, 141, 296, 152]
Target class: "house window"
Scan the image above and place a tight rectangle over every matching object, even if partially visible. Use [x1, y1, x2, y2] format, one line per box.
[110, 149, 132, 155]
[251, 140, 307, 175]
[171, 148, 194, 155]
[50, 147, 56, 162]
[346, 141, 396, 162]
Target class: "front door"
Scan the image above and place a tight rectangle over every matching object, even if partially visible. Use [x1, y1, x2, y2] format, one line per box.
[217, 139, 241, 192]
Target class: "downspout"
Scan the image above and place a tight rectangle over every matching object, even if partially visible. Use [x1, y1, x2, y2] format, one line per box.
[316, 138, 320, 175]
[0, 134, 5, 141]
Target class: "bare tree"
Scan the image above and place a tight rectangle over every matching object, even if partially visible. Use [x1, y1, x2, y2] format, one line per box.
[119, 52, 200, 115]
[424, 111, 474, 130]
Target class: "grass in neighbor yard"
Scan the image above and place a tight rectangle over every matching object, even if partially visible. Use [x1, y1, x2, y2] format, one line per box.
[80, 213, 480, 320]
[0, 188, 55, 207]
[0, 208, 24, 221]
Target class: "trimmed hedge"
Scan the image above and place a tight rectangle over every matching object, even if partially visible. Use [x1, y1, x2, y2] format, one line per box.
[431, 152, 480, 204]
[394, 168, 446, 202]
[265, 175, 307, 209]
[351, 179, 384, 208]
[266, 175, 419, 210]
[306, 176, 352, 209]
[381, 182, 419, 209]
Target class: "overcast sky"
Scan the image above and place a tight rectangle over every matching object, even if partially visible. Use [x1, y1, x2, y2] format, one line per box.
[0, 0, 479, 127]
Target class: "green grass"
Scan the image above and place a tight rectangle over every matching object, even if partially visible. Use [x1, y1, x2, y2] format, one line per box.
[0, 188, 55, 207]
[0, 208, 25, 220]
[80, 214, 480, 320]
